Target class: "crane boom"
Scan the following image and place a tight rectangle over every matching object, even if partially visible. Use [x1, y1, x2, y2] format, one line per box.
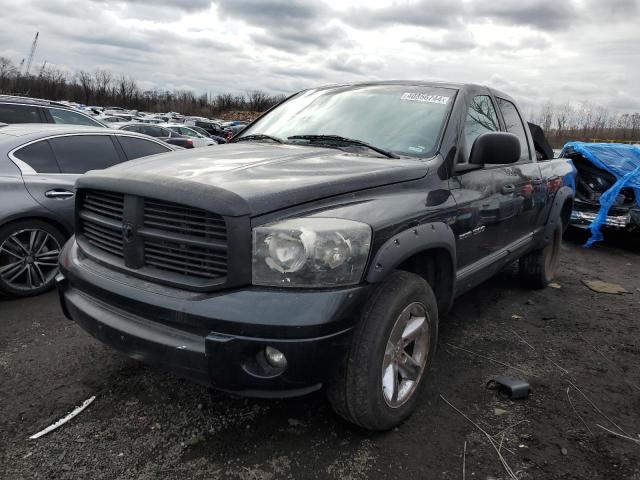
[25, 32, 39, 75]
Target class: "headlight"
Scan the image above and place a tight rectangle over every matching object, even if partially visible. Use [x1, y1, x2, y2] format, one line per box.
[252, 218, 371, 287]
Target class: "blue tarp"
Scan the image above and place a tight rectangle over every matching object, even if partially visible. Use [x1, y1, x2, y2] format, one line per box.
[561, 142, 640, 247]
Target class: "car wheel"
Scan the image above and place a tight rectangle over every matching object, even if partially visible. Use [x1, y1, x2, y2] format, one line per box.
[519, 221, 562, 289]
[0, 220, 65, 298]
[327, 270, 438, 431]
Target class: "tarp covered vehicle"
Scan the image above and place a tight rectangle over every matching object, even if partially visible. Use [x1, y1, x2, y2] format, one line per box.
[562, 142, 640, 246]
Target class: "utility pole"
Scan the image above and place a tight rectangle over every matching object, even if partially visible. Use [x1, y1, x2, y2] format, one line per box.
[25, 32, 39, 76]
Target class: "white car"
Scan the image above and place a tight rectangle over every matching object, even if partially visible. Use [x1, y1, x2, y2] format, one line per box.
[161, 124, 216, 148]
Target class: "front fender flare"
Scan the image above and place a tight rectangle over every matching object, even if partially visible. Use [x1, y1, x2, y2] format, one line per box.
[366, 222, 456, 283]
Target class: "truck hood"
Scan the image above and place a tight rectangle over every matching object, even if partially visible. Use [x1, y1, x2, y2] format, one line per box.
[77, 143, 429, 216]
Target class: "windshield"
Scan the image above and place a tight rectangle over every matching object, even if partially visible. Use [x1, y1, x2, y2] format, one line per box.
[237, 84, 455, 158]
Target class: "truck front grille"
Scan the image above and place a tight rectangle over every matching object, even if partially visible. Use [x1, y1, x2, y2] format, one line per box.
[80, 191, 125, 257]
[77, 190, 229, 287]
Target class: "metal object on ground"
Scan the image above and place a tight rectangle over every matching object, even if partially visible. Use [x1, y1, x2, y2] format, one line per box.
[29, 396, 96, 439]
[487, 375, 530, 400]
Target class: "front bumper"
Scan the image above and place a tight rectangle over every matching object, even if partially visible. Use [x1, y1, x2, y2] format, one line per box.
[57, 240, 371, 397]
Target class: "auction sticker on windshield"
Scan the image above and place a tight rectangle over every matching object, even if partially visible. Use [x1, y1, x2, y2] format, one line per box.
[400, 93, 450, 104]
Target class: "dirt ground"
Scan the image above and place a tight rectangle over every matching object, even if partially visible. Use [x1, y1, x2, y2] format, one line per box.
[1, 229, 639, 480]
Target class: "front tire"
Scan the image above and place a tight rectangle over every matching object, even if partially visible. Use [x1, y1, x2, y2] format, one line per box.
[0, 220, 65, 298]
[519, 221, 562, 289]
[327, 271, 438, 431]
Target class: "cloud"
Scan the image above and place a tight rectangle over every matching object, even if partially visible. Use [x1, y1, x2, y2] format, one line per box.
[345, 0, 464, 29]
[471, 0, 577, 31]
[215, 0, 327, 27]
[407, 30, 477, 51]
[0, 0, 638, 113]
[325, 55, 384, 75]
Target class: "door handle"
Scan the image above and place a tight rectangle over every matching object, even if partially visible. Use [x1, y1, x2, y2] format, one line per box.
[501, 184, 515, 194]
[45, 189, 74, 199]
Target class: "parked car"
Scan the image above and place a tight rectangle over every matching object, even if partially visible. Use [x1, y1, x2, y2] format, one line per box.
[162, 124, 216, 148]
[188, 125, 226, 144]
[98, 115, 135, 125]
[562, 142, 639, 240]
[224, 124, 246, 138]
[0, 95, 106, 128]
[183, 119, 232, 139]
[114, 123, 195, 149]
[57, 82, 575, 430]
[0, 124, 177, 297]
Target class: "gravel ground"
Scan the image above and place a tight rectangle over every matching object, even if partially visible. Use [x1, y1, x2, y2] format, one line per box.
[1, 229, 639, 479]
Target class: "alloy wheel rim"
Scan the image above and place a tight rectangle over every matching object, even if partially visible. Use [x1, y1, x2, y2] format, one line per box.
[0, 229, 60, 291]
[381, 302, 430, 408]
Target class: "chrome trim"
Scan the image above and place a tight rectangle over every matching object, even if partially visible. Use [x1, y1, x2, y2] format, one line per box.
[571, 210, 629, 228]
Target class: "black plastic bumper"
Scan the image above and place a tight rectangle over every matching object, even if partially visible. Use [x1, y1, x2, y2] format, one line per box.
[57, 240, 371, 397]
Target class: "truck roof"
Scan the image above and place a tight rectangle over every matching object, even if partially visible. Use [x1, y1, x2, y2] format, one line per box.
[307, 80, 516, 104]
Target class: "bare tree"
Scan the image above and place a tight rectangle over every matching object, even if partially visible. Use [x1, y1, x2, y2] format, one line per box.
[76, 70, 94, 105]
[0, 56, 17, 92]
[93, 69, 113, 106]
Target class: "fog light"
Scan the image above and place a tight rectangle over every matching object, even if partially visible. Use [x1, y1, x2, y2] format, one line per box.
[264, 346, 287, 369]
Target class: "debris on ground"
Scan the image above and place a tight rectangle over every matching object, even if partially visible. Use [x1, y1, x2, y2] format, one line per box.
[29, 396, 96, 440]
[487, 376, 531, 400]
[548, 282, 562, 289]
[582, 279, 628, 294]
[511, 314, 523, 320]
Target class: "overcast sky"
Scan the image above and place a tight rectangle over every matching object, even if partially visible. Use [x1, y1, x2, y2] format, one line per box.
[0, 0, 638, 114]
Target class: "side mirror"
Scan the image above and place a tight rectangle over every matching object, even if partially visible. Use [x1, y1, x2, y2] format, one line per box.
[469, 132, 521, 166]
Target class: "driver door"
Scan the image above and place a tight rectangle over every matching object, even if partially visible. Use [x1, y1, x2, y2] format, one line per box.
[448, 95, 519, 287]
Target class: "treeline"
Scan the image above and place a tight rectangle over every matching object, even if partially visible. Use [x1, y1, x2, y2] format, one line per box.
[0, 57, 286, 116]
[2, 56, 640, 146]
[528, 101, 640, 148]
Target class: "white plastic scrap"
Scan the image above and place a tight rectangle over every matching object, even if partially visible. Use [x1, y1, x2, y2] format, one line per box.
[29, 396, 96, 440]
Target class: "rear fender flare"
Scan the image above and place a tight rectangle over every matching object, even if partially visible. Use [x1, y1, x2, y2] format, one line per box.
[366, 222, 456, 283]
[543, 186, 574, 243]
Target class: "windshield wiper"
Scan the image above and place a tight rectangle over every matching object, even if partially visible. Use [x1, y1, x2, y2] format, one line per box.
[287, 135, 399, 159]
[233, 134, 284, 144]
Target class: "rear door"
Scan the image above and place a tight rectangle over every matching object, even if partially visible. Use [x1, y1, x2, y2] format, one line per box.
[495, 97, 547, 241]
[18, 134, 124, 229]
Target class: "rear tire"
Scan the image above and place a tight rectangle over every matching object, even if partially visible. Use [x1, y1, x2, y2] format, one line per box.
[519, 221, 562, 289]
[0, 220, 65, 298]
[327, 271, 438, 431]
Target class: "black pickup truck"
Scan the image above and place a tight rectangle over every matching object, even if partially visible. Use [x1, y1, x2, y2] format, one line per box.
[57, 82, 575, 430]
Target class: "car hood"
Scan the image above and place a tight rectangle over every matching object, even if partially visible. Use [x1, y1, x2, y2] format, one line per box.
[77, 143, 429, 217]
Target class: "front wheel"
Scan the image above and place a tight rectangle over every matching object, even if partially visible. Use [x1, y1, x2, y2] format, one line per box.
[0, 220, 65, 298]
[327, 271, 438, 431]
[519, 221, 562, 289]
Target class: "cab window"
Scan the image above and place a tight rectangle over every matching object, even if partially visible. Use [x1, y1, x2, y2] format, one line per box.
[462, 95, 500, 162]
[496, 98, 531, 162]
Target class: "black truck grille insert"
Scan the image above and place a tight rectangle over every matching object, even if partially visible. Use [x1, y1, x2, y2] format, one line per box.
[78, 190, 228, 285]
